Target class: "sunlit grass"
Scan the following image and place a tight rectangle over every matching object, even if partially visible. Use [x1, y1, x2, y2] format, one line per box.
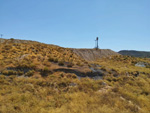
[0, 41, 150, 112]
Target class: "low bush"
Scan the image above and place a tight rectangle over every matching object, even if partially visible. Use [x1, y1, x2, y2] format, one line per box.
[25, 70, 35, 77]
[58, 61, 64, 66]
[67, 63, 74, 67]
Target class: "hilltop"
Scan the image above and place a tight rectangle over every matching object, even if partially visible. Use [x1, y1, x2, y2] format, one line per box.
[0, 38, 119, 61]
[0, 38, 38, 44]
[1, 38, 150, 113]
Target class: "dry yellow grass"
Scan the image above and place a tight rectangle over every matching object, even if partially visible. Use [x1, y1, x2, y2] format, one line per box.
[0, 73, 150, 113]
[1, 39, 150, 113]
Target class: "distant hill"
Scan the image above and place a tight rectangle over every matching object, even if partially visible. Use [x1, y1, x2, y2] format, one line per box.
[119, 50, 150, 58]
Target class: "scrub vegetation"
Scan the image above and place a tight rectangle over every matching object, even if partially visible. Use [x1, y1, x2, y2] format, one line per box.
[0, 39, 150, 113]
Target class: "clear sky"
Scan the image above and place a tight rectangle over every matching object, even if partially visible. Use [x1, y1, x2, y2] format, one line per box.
[0, 0, 150, 52]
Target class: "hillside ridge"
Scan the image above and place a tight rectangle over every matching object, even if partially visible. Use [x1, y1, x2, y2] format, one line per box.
[0, 38, 119, 61]
[0, 38, 38, 44]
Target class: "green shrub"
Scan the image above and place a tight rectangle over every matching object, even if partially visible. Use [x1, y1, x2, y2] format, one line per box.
[2, 70, 17, 75]
[58, 61, 64, 66]
[48, 57, 54, 62]
[43, 67, 49, 72]
[76, 62, 83, 67]
[67, 63, 74, 67]
[54, 58, 58, 63]
[25, 70, 35, 77]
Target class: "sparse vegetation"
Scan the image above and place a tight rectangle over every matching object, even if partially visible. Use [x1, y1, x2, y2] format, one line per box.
[1, 72, 150, 113]
[0, 38, 150, 113]
[58, 61, 64, 66]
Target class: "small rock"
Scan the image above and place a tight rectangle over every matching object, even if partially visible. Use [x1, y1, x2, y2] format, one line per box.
[135, 62, 146, 67]
[69, 83, 77, 87]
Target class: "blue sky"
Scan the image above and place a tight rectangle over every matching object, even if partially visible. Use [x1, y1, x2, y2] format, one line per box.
[0, 0, 150, 51]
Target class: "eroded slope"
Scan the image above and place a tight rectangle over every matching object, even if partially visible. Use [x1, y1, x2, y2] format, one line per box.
[72, 49, 120, 61]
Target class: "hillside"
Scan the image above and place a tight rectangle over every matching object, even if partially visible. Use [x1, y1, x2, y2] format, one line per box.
[0, 38, 111, 79]
[0, 38, 121, 78]
[119, 50, 150, 58]
[1, 38, 150, 113]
